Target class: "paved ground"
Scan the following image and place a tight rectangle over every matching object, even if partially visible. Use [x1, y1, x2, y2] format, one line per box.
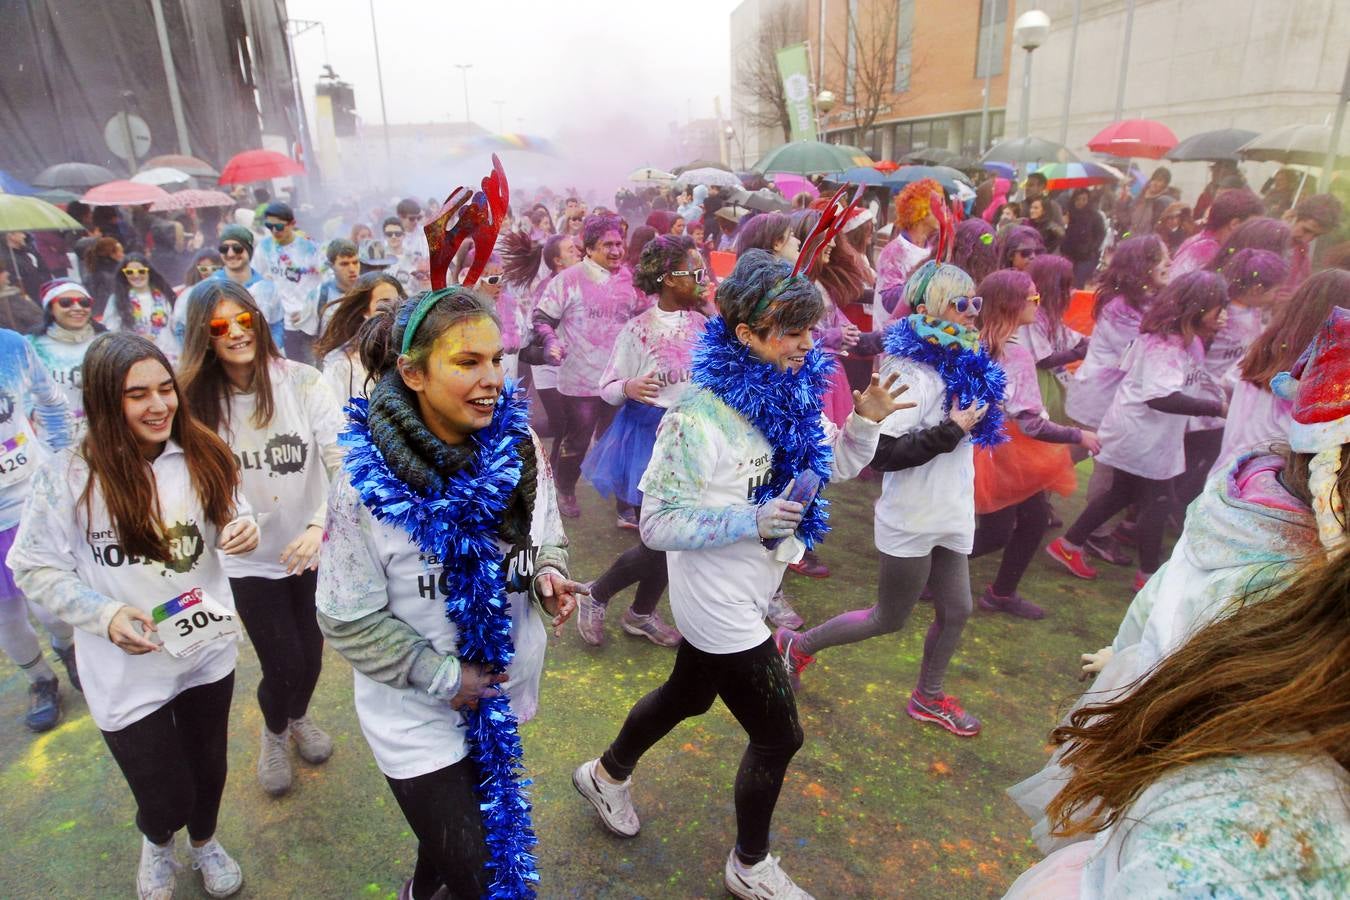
[0, 465, 1139, 898]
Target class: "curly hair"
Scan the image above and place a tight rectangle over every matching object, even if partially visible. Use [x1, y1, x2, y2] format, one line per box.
[633, 234, 695, 295]
[1292, 193, 1343, 231]
[716, 248, 823, 336]
[894, 178, 943, 232]
[1139, 270, 1229, 343]
[1219, 248, 1288, 296]
[582, 213, 624, 250]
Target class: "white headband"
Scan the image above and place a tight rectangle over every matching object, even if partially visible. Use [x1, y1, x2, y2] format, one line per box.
[40, 283, 92, 309]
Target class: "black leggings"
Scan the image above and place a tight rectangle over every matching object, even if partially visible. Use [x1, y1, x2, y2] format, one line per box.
[970, 491, 1050, 597]
[1065, 470, 1172, 572]
[534, 385, 567, 472]
[230, 570, 324, 734]
[601, 637, 803, 864]
[386, 757, 491, 900]
[1175, 428, 1223, 514]
[592, 540, 667, 616]
[102, 673, 235, 845]
[554, 394, 617, 496]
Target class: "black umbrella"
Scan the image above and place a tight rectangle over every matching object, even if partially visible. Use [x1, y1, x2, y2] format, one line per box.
[901, 147, 979, 170]
[672, 159, 732, 176]
[980, 137, 1079, 166]
[728, 187, 792, 213]
[31, 162, 119, 190]
[1165, 128, 1260, 162]
[1238, 124, 1350, 168]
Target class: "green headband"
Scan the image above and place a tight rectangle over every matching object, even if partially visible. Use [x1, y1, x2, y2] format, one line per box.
[400, 289, 453, 356]
[750, 274, 805, 323]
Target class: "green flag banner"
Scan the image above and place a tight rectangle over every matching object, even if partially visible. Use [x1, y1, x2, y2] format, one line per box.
[775, 43, 817, 142]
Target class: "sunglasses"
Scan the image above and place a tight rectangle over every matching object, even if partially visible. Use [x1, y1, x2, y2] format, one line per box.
[208, 310, 254, 338]
[218, 243, 247, 256]
[263, 221, 289, 232]
[668, 268, 706, 284]
[55, 296, 94, 309]
[121, 266, 150, 277]
[384, 229, 404, 238]
[480, 274, 504, 286]
[952, 295, 983, 314]
[197, 263, 221, 275]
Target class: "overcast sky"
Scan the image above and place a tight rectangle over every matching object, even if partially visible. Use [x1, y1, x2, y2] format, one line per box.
[287, 0, 736, 135]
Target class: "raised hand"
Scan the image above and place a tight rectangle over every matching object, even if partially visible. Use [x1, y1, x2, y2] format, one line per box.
[852, 372, 913, 423]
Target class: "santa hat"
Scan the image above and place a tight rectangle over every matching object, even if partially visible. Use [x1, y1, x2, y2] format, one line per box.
[39, 280, 92, 309]
[1271, 306, 1349, 549]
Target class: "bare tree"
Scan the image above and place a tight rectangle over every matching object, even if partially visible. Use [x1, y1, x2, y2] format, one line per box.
[827, 0, 904, 140]
[735, 2, 805, 143]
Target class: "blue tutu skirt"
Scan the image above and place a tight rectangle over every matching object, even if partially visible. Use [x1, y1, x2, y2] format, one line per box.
[582, 399, 666, 506]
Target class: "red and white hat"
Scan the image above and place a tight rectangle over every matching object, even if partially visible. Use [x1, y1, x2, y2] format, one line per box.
[39, 280, 93, 309]
[1272, 306, 1349, 549]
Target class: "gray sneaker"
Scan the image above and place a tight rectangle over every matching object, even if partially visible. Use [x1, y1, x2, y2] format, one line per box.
[189, 837, 243, 898]
[572, 758, 640, 837]
[289, 715, 333, 764]
[620, 609, 682, 647]
[257, 726, 292, 796]
[764, 590, 804, 630]
[137, 835, 181, 900]
[575, 585, 606, 646]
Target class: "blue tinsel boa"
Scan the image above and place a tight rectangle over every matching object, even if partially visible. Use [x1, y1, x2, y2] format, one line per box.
[690, 316, 835, 548]
[883, 314, 1009, 448]
[340, 380, 539, 898]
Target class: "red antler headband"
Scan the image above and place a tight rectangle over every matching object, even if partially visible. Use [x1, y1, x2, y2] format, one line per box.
[751, 184, 865, 319]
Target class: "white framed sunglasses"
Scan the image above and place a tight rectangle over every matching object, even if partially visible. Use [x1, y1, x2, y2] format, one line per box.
[665, 267, 705, 284]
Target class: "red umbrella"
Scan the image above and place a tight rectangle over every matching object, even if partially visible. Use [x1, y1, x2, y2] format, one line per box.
[872, 160, 900, 173]
[1087, 119, 1178, 160]
[218, 149, 305, 185]
[149, 189, 238, 213]
[81, 180, 171, 207]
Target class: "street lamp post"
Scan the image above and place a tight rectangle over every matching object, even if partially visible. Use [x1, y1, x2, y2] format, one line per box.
[816, 90, 836, 142]
[454, 64, 473, 124]
[1014, 11, 1050, 142]
[367, 0, 392, 180]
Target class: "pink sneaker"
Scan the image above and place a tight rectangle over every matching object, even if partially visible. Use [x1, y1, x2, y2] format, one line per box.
[907, 691, 981, 737]
[1045, 537, 1099, 580]
[773, 627, 814, 692]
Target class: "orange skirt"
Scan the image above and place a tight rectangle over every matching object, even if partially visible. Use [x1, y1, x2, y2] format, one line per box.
[973, 417, 1077, 514]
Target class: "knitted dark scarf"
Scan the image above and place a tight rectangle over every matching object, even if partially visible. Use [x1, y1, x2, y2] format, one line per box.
[365, 368, 536, 549]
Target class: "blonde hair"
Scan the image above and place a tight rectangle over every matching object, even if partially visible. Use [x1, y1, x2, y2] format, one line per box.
[902, 262, 974, 317]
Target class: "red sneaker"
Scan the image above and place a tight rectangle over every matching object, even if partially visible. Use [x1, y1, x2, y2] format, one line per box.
[773, 627, 814, 692]
[907, 691, 981, 737]
[1045, 537, 1099, 580]
[787, 549, 830, 579]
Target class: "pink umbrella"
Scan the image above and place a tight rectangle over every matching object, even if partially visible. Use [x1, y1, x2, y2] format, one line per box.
[149, 189, 238, 213]
[770, 172, 819, 200]
[81, 180, 171, 207]
[1087, 119, 1178, 160]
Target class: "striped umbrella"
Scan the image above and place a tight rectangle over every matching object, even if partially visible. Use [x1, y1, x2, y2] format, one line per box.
[149, 189, 237, 213]
[1031, 161, 1126, 190]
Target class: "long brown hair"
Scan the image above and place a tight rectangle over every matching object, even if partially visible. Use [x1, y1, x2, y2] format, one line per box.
[177, 279, 282, 432]
[1046, 546, 1350, 839]
[78, 333, 239, 561]
[1139, 270, 1228, 344]
[975, 269, 1035, 361]
[312, 272, 405, 362]
[1239, 269, 1350, 389]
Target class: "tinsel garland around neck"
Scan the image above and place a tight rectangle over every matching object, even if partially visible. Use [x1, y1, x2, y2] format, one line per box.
[690, 316, 835, 548]
[884, 314, 1009, 448]
[340, 379, 540, 899]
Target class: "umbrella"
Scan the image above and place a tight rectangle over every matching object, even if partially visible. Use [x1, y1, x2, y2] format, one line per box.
[728, 187, 792, 213]
[218, 149, 305, 185]
[981, 138, 1079, 167]
[753, 141, 873, 175]
[1087, 119, 1178, 160]
[981, 161, 1017, 179]
[736, 171, 769, 191]
[873, 160, 900, 173]
[0, 171, 38, 196]
[673, 167, 743, 189]
[131, 167, 192, 189]
[143, 154, 219, 178]
[1031, 161, 1126, 190]
[883, 165, 966, 192]
[834, 166, 890, 186]
[81, 180, 171, 207]
[149, 189, 238, 213]
[627, 167, 676, 183]
[1238, 123, 1350, 168]
[900, 147, 979, 170]
[672, 159, 732, 175]
[0, 193, 84, 232]
[31, 162, 118, 190]
[1164, 128, 1260, 162]
[769, 172, 819, 198]
[36, 188, 82, 205]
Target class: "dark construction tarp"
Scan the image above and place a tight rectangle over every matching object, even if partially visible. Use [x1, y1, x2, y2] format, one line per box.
[0, 0, 302, 179]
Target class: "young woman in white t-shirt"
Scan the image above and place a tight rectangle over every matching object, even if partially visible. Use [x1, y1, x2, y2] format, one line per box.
[572, 249, 905, 900]
[8, 332, 257, 899]
[178, 279, 345, 797]
[316, 288, 582, 899]
[312, 272, 406, 402]
[1049, 272, 1229, 591]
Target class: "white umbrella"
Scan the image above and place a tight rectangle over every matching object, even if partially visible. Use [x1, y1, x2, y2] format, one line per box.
[674, 167, 743, 189]
[131, 167, 192, 189]
[628, 167, 676, 183]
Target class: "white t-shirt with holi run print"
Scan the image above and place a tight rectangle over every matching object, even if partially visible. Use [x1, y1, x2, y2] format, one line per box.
[221, 360, 345, 579]
[639, 387, 882, 655]
[7, 443, 249, 730]
[536, 258, 647, 398]
[598, 306, 708, 408]
[1097, 334, 1223, 481]
[315, 432, 564, 780]
[29, 329, 95, 439]
[1066, 296, 1144, 429]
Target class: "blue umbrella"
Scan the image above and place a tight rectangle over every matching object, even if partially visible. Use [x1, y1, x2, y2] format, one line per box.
[981, 161, 1016, 179]
[834, 166, 889, 186]
[884, 165, 963, 192]
[0, 170, 38, 195]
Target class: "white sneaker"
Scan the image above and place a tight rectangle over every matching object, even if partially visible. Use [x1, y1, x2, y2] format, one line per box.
[137, 835, 181, 900]
[571, 758, 640, 837]
[258, 725, 293, 796]
[724, 849, 814, 900]
[190, 838, 243, 898]
[289, 715, 334, 764]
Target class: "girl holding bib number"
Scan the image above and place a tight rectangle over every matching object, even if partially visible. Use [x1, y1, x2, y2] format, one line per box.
[8, 332, 257, 900]
[178, 280, 346, 798]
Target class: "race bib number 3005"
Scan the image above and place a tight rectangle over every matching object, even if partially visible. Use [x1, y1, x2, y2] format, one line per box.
[151, 589, 240, 658]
